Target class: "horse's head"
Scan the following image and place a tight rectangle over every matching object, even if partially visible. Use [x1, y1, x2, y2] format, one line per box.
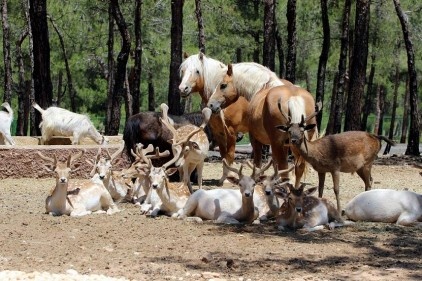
[179, 52, 205, 97]
[207, 64, 239, 113]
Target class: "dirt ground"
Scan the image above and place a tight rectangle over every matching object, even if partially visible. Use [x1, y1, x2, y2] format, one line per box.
[0, 154, 421, 281]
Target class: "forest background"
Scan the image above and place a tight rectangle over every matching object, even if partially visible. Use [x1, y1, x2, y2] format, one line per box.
[0, 0, 420, 155]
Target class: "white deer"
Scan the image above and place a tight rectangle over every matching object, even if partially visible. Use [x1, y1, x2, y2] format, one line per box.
[344, 189, 422, 226]
[39, 150, 120, 217]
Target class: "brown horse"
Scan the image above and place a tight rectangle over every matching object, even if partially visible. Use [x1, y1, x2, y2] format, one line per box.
[179, 53, 287, 184]
[207, 64, 318, 187]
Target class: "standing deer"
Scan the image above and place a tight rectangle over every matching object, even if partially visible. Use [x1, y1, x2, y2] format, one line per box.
[276, 101, 395, 211]
[39, 150, 119, 216]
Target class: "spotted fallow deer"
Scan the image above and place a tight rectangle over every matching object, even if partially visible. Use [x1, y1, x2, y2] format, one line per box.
[160, 103, 210, 194]
[39, 150, 119, 217]
[276, 101, 395, 211]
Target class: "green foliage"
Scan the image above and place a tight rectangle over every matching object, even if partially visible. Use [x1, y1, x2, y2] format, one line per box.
[0, 0, 420, 136]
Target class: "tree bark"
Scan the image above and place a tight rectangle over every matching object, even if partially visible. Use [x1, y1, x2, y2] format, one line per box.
[148, 69, 155, 112]
[15, 28, 29, 136]
[106, 2, 115, 135]
[393, 0, 420, 156]
[106, 0, 131, 135]
[29, 0, 53, 136]
[285, 0, 297, 83]
[327, 0, 351, 135]
[168, 0, 184, 115]
[1, 0, 13, 104]
[326, 72, 338, 134]
[48, 16, 77, 112]
[130, 0, 142, 115]
[384, 64, 400, 154]
[344, 0, 371, 132]
[195, 0, 205, 54]
[275, 21, 285, 78]
[263, 0, 276, 71]
[315, 0, 330, 131]
[400, 77, 409, 143]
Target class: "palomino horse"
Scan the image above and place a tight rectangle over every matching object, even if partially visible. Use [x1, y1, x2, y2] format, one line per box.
[207, 64, 318, 188]
[179, 52, 288, 184]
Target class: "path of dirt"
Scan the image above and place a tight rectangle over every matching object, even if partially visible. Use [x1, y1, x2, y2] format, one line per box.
[0, 152, 421, 280]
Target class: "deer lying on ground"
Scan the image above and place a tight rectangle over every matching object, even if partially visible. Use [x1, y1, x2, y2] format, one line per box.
[160, 103, 210, 193]
[276, 101, 395, 211]
[274, 183, 347, 231]
[120, 143, 170, 205]
[135, 108, 211, 217]
[343, 189, 422, 226]
[0, 102, 16, 145]
[88, 142, 133, 202]
[39, 150, 119, 216]
[246, 159, 295, 221]
[32, 102, 108, 145]
[177, 159, 272, 224]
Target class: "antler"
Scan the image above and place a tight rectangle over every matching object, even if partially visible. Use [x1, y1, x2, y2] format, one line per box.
[246, 158, 274, 179]
[303, 101, 322, 124]
[105, 141, 125, 163]
[67, 149, 85, 168]
[162, 146, 182, 169]
[277, 97, 291, 123]
[89, 147, 102, 177]
[37, 151, 57, 167]
[160, 103, 177, 143]
[173, 107, 212, 146]
[223, 158, 243, 178]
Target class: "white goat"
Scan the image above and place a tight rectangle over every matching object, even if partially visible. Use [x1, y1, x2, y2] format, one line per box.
[0, 102, 16, 145]
[276, 101, 395, 211]
[177, 159, 268, 224]
[344, 189, 422, 226]
[32, 102, 108, 145]
[160, 103, 210, 193]
[274, 183, 347, 231]
[88, 143, 132, 202]
[39, 150, 120, 217]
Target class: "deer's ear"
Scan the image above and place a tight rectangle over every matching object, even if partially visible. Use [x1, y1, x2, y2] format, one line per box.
[273, 187, 289, 199]
[305, 186, 317, 196]
[304, 123, 316, 131]
[276, 125, 289, 132]
[225, 176, 239, 185]
[165, 167, 178, 176]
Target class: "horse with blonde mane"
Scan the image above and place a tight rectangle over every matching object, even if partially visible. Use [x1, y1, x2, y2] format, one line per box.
[207, 64, 318, 188]
[179, 52, 290, 184]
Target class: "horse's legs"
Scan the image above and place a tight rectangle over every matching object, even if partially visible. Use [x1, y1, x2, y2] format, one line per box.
[250, 135, 263, 167]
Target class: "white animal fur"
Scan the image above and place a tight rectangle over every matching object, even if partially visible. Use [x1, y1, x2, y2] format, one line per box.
[32, 102, 108, 145]
[177, 159, 266, 224]
[39, 150, 120, 217]
[0, 102, 16, 145]
[344, 189, 422, 226]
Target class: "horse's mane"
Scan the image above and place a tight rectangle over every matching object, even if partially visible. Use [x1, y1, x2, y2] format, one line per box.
[287, 97, 306, 124]
[231, 62, 284, 100]
[180, 54, 227, 99]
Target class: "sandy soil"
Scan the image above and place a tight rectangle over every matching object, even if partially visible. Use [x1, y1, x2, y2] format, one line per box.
[0, 155, 421, 281]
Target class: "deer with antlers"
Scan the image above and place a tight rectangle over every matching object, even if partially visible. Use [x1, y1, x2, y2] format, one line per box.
[134, 108, 211, 217]
[39, 150, 119, 217]
[160, 103, 210, 194]
[276, 101, 395, 211]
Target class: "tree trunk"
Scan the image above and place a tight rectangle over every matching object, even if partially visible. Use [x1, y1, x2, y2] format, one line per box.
[393, 0, 420, 156]
[1, 0, 13, 104]
[131, 0, 142, 115]
[48, 16, 77, 112]
[263, 0, 276, 71]
[106, 0, 131, 135]
[275, 21, 285, 79]
[361, 53, 375, 131]
[384, 64, 400, 154]
[124, 71, 132, 120]
[326, 72, 338, 135]
[285, 0, 297, 83]
[15, 28, 29, 136]
[148, 69, 155, 112]
[168, 0, 184, 115]
[327, 0, 351, 135]
[106, 2, 115, 135]
[29, 0, 53, 136]
[400, 77, 409, 143]
[315, 0, 330, 131]
[344, 0, 371, 132]
[195, 0, 205, 54]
